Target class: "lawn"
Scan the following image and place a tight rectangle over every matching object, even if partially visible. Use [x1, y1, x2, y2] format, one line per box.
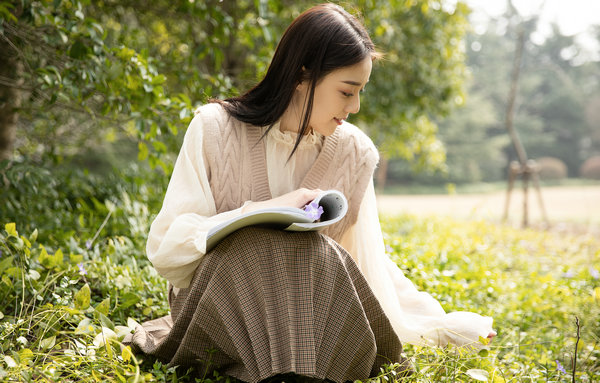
[0, 164, 598, 382]
[379, 214, 599, 382]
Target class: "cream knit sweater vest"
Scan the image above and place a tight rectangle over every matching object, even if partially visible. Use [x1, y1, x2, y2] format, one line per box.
[200, 103, 378, 243]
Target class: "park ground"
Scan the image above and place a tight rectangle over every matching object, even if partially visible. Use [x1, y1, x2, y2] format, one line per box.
[377, 185, 600, 236]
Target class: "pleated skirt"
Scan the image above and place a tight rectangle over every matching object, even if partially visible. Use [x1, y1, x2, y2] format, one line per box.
[125, 227, 408, 382]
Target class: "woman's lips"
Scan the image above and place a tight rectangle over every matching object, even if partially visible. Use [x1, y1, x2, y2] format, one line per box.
[334, 118, 343, 125]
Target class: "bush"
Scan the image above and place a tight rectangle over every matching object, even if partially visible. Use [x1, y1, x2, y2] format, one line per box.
[580, 156, 600, 180]
[0, 158, 166, 247]
[535, 156, 568, 180]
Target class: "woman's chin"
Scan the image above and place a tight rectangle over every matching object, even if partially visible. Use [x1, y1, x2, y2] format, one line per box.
[313, 123, 338, 137]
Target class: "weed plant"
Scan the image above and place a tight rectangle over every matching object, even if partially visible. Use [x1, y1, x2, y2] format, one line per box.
[0, 161, 598, 382]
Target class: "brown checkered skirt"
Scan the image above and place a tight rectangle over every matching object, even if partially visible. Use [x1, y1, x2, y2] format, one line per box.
[126, 227, 407, 382]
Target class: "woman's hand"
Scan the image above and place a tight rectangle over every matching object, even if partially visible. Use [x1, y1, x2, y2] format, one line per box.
[242, 188, 322, 214]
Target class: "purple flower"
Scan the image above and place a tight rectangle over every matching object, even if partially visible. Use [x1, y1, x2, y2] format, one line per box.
[556, 360, 566, 374]
[590, 266, 599, 280]
[85, 240, 92, 250]
[562, 270, 575, 278]
[78, 263, 87, 275]
[386, 245, 393, 253]
[303, 201, 324, 221]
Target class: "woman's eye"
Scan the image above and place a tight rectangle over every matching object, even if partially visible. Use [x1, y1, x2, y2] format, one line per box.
[341, 91, 353, 97]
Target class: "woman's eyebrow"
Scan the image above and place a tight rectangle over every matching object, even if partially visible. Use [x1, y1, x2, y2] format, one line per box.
[341, 80, 363, 86]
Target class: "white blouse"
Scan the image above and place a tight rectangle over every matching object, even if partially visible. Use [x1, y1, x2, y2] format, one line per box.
[147, 115, 494, 348]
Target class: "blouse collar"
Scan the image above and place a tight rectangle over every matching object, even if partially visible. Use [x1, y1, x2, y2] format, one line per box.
[268, 121, 324, 148]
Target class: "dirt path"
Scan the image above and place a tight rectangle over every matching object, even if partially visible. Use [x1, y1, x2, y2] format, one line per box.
[376, 185, 600, 232]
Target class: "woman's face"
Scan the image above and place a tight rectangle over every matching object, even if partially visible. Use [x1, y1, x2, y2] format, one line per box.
[299, 57, 372, 136]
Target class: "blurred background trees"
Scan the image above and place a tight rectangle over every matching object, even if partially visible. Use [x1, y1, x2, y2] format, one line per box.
[387, 4, 600, 187]
[0, 0, 279, 172]
[1, 0, 599, 191]
[0, 0, 469, 180]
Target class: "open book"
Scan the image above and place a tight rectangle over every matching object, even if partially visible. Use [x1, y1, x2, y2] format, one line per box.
[206, 190, 347, 252]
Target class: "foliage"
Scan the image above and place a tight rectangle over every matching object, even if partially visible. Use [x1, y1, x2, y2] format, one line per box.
[0, 158, 165, 247]
[1, 160, 599, 381]
[1, 0, 472, 176]
[0, 0, 276, 170]
[536, 156, 568, 181]
[384, 85, 508, 185]
[430, 11, 600, 186]
[357, 0, 470, 172]
[380, 214, 600, 382]
[0, 164, 172, 381]
[580, 156, 600, 180]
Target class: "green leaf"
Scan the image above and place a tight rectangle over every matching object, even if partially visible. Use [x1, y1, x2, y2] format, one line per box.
[121, 345, 133, 362]
[119, 292, 141, 309]
[52, 249, 64, 268]
[26, 269, 40, 281]
[2, 355, 16, 368]
[0, 3, 17, 23]
[95, 298, 110, 315]
[126, 317, 140, 331]
[63, 307, 81, 315]
[75, 317, 95, 334]
[138, 142, 149, 161]
[152, 140, 167, 153]
[4, 223, 16, 237]
[7, 236, 23, 250]
[95, 311, 115, 330]
[1, 275, 12, 287]
[93, 327, 117, 349]
[38, 246, 53, 269]
[0, 256, 14, 274]
[29, 229, 38, 243]
[104, 200, 116, 213]
[4, 267, 19, 278]
[39, 336, 56, 351]
[58, 30, 68, 44]
[466, 369, 489, 382]
[18, 349, 33, 366]
[69, 253, 83, 264]
[74, 283, 91, 310]
[21, 236, 31, 249]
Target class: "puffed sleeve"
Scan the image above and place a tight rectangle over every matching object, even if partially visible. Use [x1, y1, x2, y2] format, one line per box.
[146, 111, 248, 289]
[339, 179, 494, 348]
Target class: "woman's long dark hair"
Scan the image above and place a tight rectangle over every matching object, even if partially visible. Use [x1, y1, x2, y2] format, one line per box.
[214, 3, 379, 158]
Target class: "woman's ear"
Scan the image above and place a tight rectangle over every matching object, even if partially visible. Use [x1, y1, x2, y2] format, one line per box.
[296, 80, 307, 91]
[296, 66, 309, 91]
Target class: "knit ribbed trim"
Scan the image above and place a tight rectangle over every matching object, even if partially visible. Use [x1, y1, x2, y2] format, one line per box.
[300, 127, 340, 190]
[246, 126, 272, 202]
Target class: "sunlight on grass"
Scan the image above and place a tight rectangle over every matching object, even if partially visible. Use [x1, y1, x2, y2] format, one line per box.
[380, 214, 599, 382]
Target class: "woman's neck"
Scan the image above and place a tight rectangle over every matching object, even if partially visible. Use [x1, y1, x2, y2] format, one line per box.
[279, 90, 308, 134]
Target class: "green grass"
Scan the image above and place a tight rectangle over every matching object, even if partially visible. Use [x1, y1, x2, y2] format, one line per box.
[1, 215, 598, 382]
[1, 162, 598, 382]
[379, 214, 599, 382]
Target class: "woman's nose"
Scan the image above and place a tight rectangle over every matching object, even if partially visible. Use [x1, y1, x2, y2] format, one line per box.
[345, 95, 360, 114]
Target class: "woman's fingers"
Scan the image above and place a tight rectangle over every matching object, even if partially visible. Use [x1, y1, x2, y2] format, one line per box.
[242, 188, 322, 213]
[294, 188, 322, 207]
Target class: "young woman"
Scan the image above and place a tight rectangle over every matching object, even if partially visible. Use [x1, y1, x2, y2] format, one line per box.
[126, 3, 495, 382]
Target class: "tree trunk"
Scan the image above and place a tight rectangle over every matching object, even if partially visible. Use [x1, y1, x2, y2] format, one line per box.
[504, 26, 527, 166]
[0, 38, 21, 162]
